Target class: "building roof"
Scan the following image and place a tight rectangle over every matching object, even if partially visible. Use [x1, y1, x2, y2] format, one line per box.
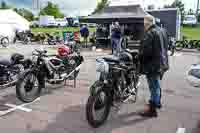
[80, 5, 148, 24]
[147, 8, 178, 12]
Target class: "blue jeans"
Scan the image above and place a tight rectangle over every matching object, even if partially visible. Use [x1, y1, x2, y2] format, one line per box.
[111, 38, 120, 56]
[146, 74, 161, 107]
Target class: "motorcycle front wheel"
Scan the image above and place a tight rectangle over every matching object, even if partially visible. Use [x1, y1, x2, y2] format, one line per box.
[16, 71, 41, 103]
[86, 88, 111, 128]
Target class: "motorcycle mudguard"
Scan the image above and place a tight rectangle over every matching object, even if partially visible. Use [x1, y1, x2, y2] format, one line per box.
[18, 68, 45, 88]
[89, 81, 111, 96]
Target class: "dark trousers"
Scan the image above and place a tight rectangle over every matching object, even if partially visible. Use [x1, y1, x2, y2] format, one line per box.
[146, 74, 162, 108]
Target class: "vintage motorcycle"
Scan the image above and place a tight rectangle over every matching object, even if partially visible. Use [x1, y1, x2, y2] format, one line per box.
[0, 53, 32, 89]
[16, 49, 84, 103]
[86, 49, 140, 128]
[13, 31, 32, 45]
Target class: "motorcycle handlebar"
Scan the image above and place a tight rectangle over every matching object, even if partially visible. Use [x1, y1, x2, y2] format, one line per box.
[32, 49, 48, 57]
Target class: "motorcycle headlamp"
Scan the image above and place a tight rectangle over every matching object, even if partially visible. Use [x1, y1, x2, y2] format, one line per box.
[96, 58, 109, 73]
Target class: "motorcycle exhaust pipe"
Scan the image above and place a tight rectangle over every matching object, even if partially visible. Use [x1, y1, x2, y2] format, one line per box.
[0, 80, 17, 89]
[62, 64, 82, 80]
[48, 64, 82, 84]
[48, 78, 64, 84]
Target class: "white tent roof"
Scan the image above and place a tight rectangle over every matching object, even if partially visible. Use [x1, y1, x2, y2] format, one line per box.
[0, 9, 30, 31]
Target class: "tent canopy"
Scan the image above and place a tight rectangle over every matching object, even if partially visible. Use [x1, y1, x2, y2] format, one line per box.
[0, 9, 30, 31]
[0, 9, 30, 41]
[80, 5, 148, 24]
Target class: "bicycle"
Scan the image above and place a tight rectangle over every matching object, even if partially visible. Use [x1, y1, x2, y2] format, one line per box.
[175, 36, 190, 51]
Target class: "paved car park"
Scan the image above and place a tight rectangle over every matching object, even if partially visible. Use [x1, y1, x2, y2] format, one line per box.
[0, 44, 200, 133]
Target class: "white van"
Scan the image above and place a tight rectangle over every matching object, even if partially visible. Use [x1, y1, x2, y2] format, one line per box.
[183, 15, 197, 26]
[55, 19, 68, 27]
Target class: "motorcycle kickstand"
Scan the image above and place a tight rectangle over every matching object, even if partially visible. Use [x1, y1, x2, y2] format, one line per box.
[73, 70, 77, 88]
[74, 75, 76, 88]
[64, 79, 67, 86]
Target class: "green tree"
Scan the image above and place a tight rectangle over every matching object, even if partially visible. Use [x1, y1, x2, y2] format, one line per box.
[92, 0, 110, 14]
[15, 8, 34, 21]
[171, 0, 185, 22]
[147, 5, 155, 10]
[39, 1, 64, 18]
[163, 5, 172, 8]
[0, 1, 10, 9]
[164, 0, 185, 22]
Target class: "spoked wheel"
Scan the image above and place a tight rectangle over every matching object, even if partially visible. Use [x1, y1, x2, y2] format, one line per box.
[16, 72, 41, 103]
[175, 41, 183, 51]
[89, 81, 105, 110]
[90, 81, 103, 96]
[86, 88, 111, 128]
[67, 58, 80, 80]
[1, 37, 9, 47]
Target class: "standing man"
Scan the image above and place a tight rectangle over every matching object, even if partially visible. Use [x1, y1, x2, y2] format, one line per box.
[139, 15, 169, 117]
[111, 22, 121, 55]
[80, 24, 89, 48]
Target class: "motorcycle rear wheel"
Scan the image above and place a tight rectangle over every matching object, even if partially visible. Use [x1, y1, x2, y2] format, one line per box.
[16, 72, 41, 103]
[1, 37, 9, 47]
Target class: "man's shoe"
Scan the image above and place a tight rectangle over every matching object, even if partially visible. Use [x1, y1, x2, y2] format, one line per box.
[149, 100, 162, 109]
[139, 104, 158, 117]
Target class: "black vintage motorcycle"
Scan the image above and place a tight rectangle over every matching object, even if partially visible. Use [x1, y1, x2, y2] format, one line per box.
[13, 31, 32, 45]
[0, 53, 32, 89]
[16, 49, 84, 103]
[46, 33, 64, 45]
[86, 49, 140, 128]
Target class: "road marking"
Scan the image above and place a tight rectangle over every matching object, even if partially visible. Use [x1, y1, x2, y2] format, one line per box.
[174, 53, 182, 57]
[0, 98, 40, 116]
[5, 104, 32, 112]
[176, 128, 186, 133]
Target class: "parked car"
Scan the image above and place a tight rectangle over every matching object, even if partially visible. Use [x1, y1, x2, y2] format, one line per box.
[183, 15, 197, 26]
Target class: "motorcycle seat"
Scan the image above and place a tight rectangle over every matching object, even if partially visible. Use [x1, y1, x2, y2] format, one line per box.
[103, 55, 120, 63]
[0, 59, 11, 66]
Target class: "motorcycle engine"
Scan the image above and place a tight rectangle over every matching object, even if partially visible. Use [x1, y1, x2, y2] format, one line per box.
[0, 66, 8, 84]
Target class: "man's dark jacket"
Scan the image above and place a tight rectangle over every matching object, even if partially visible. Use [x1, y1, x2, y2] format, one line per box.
[139, 25, 169, 75]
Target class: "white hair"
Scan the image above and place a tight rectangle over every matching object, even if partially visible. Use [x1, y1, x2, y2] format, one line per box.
[145, 14, 155, 25]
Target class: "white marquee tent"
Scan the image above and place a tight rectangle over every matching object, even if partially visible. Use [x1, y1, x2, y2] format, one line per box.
[0, 9, 30, 42]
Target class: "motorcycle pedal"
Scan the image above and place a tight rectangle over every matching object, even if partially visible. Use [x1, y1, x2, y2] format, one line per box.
[112, 102, 121, 111]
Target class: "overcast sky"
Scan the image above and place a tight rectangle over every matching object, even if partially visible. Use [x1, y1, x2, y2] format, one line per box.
[3, 0, 199, 16]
